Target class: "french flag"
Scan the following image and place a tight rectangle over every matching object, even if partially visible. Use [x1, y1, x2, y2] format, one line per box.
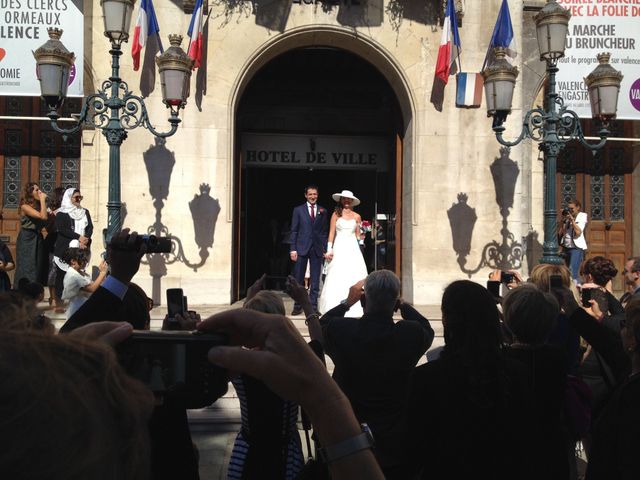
[456, 73, 483, 108]
[483, 0, 517, 70]
[430, 0, 461, 112]
[131, 0, 161, 71]
[187, 0, 204, 69]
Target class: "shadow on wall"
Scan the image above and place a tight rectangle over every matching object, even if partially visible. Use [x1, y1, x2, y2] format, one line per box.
[141, 138, 220, 304]
[447, 147, 524, 277]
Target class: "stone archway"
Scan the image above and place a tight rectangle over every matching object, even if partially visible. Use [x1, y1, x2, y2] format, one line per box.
[228, 26, 418, 301]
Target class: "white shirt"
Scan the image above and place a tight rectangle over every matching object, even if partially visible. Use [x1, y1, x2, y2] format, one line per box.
[573, 211, 588, 250]
[61, 267, 91, 319]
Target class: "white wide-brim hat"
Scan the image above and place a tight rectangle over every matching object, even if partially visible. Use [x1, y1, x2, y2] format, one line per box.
[332, 190, 360, 206]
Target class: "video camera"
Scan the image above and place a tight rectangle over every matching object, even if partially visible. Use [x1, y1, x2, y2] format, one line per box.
[116, 330, 229, 408]
[562, 207, 571, 216]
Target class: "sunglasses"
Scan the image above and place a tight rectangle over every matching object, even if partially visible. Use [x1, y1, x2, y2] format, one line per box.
[72, 196, 83, 201]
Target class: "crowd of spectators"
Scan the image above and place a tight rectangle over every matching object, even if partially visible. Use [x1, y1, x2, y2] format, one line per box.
[2, 219, 640, 479]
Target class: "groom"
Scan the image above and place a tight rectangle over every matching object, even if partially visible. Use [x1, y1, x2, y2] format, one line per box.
[289, 185, 329, 315]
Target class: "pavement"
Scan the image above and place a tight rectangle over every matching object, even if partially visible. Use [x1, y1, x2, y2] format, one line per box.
[46, 294, 444, 479]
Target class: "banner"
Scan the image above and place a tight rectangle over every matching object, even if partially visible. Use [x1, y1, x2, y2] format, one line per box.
[557, 0, 640, 120]
[0, 0, 84, 96]
[241, 134, 390, 171]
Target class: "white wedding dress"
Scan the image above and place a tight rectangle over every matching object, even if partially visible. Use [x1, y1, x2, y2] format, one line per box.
[318, 217, 368, 316]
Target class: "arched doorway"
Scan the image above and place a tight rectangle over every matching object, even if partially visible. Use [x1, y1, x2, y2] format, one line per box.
[230, 30, 414, 301]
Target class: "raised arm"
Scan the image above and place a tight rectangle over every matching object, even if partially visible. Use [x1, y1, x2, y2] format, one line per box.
[20, 191, 48, 221]
[81, 261, 109, 293]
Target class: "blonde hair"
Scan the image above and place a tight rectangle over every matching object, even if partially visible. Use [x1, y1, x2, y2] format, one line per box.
[244, 290, 286, 315]
[529, 263, 579, 301]
[0, 331, 154, 480]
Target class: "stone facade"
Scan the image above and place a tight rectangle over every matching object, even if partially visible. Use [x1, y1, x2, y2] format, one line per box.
[78, 0, 553, 305]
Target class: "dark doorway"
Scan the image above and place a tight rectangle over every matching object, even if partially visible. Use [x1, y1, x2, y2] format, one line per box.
[234, 47, 403, 300]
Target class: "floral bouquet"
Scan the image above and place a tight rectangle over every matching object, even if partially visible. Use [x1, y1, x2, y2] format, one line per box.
[359, 220, 372, 245]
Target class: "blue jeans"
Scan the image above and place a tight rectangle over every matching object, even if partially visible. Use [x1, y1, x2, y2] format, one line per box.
[565, 248, 584, 283]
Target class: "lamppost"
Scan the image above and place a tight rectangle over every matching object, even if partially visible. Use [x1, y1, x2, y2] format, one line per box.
[481, 0, 623, 265]
[33, 0, 194, 244]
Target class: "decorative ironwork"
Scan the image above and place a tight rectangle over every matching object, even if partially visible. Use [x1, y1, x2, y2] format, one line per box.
[561, 174, 576, 206]
[5, 129, 22, 156]
[7, 97, 23, 116]
[40, 130, 57, 157]
[492, 62, 613, 264]
[610, 175, 624, 221]
[61, 158, 80, 189]
[39, 158, 57, 195]
[590, 175, 604, 221]
[3, 157, 21, 209]
[42, 43, 182, 244]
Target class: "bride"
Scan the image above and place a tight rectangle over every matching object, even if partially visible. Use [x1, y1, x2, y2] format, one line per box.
[318, 190, 368, 316]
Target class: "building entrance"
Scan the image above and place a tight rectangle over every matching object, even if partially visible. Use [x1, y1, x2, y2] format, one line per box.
[233, 47, 403, 300]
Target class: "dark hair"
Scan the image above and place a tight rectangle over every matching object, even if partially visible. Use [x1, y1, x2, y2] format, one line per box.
[64, 247, 90, 266]
[502, 284, 558, 345]
[581, 256, 618, 287]
[568, 198, 582, 209]
[628, 257, 640, 274]
[19, 182, 41, 209]
[16, 278, 45, 301]
[441, 280, 506, 408]
[304, 185, 318, 194]
[334, 204, 343, 217]
[49, 186, 65, 210]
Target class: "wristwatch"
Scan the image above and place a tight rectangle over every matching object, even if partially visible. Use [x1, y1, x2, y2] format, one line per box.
[339, 298, 350, 307]
[318, 423, 375, 463]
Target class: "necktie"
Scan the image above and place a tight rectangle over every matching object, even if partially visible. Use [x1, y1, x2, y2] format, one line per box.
[310, 205, 315, 221]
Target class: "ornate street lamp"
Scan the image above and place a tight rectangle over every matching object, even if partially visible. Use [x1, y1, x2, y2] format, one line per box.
[33, 3, 193, 244]
[481, 0, 623, 265]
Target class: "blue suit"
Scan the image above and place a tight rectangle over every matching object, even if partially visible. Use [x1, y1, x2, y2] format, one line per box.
[290, 203, 329, 309]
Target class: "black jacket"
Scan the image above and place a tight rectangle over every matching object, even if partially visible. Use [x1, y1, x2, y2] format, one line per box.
[53, 210, 93, 258]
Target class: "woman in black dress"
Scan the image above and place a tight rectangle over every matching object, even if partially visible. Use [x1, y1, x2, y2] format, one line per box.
[14, 182, 49, 286]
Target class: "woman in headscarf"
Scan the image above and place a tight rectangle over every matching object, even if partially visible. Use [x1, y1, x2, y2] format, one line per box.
[53, 188, 93, 305]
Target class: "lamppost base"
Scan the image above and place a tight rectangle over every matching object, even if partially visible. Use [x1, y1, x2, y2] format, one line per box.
[539, 254, 565, 265]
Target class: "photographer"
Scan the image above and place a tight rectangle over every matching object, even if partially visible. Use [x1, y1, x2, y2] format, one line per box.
[559, 199, 588, 285]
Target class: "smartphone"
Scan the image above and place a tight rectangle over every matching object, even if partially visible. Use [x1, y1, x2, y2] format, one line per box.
[166, 288, 185, 318]
[549, 274, 563, 290]
[500, 272, 515, 284]
[116, 330, 229, 408]
[581, 288, 592, 307]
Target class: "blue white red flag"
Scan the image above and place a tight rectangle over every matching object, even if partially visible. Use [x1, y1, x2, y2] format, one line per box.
[483, 0, 517, 70]
[456, 72, 483, 108]
[131, 0, 161, 71]
[187, 0, 204, 69]
[431, 0, 462, 112]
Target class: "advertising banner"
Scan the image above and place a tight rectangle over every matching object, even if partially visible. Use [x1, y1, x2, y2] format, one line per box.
[0, 0, 84, 96]
[557, 0, 640, 120]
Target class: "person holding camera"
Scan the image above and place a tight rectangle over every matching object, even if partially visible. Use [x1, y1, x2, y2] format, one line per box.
[559, 199, 588, 285]
[320, 270, 433, 479]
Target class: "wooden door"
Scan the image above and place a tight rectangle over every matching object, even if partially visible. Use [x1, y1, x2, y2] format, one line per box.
[557, 121, 633, 294]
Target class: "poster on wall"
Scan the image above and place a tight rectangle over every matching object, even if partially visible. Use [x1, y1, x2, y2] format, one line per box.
[557, 0, 640, 120]
[0, 0, 84, 96]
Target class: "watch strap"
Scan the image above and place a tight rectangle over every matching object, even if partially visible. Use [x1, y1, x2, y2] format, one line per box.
[318, 424, 374, 463]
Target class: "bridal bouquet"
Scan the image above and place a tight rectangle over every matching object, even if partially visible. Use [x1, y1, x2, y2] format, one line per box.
[360, 220, 372, 235]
